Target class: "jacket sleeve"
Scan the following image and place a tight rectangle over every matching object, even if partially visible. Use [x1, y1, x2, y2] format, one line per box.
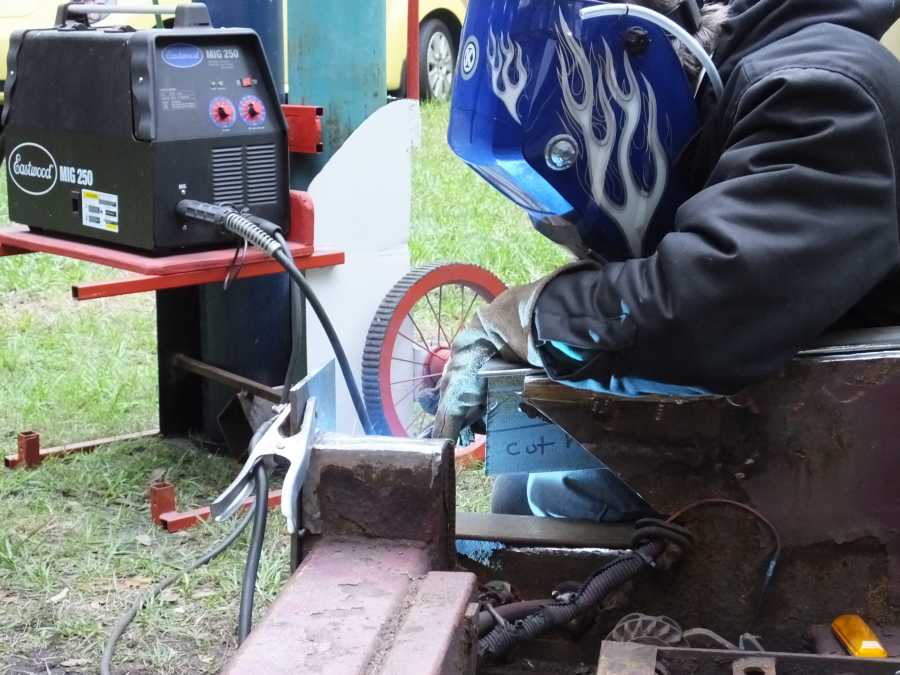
[533, 67, 900, 394]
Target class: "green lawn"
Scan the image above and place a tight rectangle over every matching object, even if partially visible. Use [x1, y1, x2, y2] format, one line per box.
[0, 102, 559, 673]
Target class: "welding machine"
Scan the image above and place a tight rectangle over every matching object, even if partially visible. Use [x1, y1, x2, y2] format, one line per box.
[2, 3, 289, 252]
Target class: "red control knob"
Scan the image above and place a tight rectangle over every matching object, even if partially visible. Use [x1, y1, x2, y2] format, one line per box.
[239, 95, 267, 127]
[209, 97, 236, 129]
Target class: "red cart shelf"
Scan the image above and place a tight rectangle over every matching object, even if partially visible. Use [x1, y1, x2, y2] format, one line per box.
[0, 190, 344, 300]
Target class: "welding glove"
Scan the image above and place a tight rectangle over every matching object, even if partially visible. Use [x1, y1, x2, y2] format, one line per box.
[432, 275, 553, 443]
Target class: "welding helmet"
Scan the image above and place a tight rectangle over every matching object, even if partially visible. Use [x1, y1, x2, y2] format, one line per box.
[449, 0, 723, 261]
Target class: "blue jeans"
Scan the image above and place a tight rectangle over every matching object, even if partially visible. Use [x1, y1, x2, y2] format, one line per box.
[492, 461, 652, 523]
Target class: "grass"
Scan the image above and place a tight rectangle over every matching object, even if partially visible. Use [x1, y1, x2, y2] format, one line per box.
[0, 101, 559, 671]
[411, 104, 568, 286]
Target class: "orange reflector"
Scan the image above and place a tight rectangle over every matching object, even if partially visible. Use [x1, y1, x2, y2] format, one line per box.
[832, 614, 888, 658]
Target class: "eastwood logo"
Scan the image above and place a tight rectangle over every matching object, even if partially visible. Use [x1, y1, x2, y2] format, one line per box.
[8, 143, 58, 196]
[162, 43, 203, 69]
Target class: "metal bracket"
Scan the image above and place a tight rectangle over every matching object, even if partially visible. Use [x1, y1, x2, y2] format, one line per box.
[598, 641, 659, 675]
[732, 657, 777, 675]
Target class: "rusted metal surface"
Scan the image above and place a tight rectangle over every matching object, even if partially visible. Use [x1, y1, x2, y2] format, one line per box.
[172, 354, 282, 403]
[302, 433, 456, 568]
[456, 513, 632, 550]
[149, 482, 177, 525]
[157, 489, 282, 533]
[480, 340, 900, 651]
[731, 656, 776, 675]
[655, 646, 900, 674]
[15, 431, 40, 469]
[378, 571, 478, 674]
[521, 349, 900, 549]
[4, 430, 159, 469]
[597, 641, 658, 675]
[222, 537, 432, 675]
[483, 644, 900, 675]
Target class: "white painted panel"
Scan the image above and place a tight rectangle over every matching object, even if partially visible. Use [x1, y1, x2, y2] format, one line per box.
[305, 99, 420, 433]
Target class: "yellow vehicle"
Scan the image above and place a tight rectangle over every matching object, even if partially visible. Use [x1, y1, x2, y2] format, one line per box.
[387, 0, 468, 100]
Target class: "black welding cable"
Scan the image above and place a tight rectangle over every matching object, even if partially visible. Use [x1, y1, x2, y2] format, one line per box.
[478, 541, 665, 660]
[238, 464, 269, 642]
[175, 201, 374, 434]
[271, 233, 374, 435]
[100, 505, 256, 675]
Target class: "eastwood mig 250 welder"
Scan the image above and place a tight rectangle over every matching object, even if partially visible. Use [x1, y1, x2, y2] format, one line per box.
[2, 3, 289, 252]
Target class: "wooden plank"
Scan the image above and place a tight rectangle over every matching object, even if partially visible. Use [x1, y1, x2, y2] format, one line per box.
[455, 512, 632, 549]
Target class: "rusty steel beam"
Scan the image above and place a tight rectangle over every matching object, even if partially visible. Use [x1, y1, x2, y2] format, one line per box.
[222, 538, 431, 675]
[224, 539, 477, 675]
[172, 353, 282, 403]
[302, 433, 456, 568]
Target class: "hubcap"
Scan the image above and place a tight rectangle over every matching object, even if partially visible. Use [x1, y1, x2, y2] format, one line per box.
[426, 31, 454, 100]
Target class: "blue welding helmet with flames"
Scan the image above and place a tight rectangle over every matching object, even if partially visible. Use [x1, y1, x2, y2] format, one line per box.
[449, 0, 723, 261]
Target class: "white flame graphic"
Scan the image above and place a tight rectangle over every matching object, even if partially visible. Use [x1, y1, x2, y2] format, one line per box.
[556, 11, 668, 256]
[488, 28, 528, 124]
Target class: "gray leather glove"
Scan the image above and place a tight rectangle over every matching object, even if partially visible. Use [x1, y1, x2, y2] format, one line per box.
[432, 276, 552, 442]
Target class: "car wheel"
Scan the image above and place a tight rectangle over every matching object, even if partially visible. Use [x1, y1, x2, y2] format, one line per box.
[419, 18, 456, 101]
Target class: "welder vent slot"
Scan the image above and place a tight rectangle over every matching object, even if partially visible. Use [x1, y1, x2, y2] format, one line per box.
[246, 144, 278, 206]
[211, 144, 278, 207]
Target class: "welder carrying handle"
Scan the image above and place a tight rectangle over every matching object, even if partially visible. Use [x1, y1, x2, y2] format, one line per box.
[57, 3, 212, 28]
[210, 397, 317, 534]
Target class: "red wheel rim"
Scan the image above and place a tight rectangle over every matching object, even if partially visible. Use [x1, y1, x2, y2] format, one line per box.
[376, 264, 506, 439]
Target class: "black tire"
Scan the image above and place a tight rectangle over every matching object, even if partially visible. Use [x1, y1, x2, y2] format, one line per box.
[419, 18, 457, 101]
[362, 264, 443, 436]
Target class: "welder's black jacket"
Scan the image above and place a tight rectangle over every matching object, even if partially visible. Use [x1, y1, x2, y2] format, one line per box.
[534, 0, 900, 394]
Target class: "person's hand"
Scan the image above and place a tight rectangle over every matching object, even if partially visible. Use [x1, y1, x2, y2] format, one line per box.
[432, 277, 551, 442]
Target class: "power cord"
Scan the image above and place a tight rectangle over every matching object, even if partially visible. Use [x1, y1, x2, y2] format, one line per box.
[100, 202, 377, 674]
[238, 464, 269, 642]
[175, 200, 374, 434]
[100, 504, 256, 675]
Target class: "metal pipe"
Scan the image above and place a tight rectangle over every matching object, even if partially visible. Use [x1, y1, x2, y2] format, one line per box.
[65, 4, 177, 13]
[173, 353, 281, 402]
[407, 0, 420, 100]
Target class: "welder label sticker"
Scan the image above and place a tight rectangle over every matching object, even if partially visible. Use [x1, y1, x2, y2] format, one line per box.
[81, 190, 119, 234]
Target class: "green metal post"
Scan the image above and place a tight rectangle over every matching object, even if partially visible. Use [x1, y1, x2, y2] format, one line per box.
[285, 0, 387, 569]
[286, 1, 387, 182]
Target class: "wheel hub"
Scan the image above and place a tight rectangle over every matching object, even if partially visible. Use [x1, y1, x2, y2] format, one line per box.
[425, 346, 451, 381]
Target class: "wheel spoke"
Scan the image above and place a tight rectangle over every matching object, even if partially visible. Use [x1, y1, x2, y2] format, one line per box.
[392, 385, 417, 408]
[391, 355, 423, 367]
[407, 311, 432, 352]
[391, 373, 439, 386]
[452, 289, 480, 343]
[397, 331, 431, 355]
[424, 292, 450, 347]
[438, 285, 447, 345]
[407, 407, 431, 435]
